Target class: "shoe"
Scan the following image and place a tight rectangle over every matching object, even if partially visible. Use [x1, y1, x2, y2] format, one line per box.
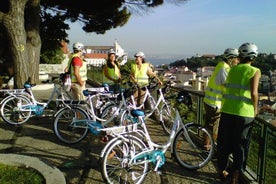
[218, 170, 229, 181]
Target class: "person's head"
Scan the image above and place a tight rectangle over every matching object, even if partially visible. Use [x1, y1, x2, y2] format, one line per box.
[238, 43, 258, 63]
[134, 51, 145, 64]
[108, 49, 116, 60]
[73, 42, 84, 53]
[224, 48, 239, 66]
[106, 49, 118, 67]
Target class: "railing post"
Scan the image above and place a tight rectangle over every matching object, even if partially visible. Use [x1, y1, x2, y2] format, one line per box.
[196, 95, 204, 126]
[258, 124, 268, 184]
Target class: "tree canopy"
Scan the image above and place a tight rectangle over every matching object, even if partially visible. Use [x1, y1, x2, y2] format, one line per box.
[0, 0, 188, 87]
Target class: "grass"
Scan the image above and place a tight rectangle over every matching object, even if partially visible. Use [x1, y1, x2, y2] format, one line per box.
[0, 163, 45, 184]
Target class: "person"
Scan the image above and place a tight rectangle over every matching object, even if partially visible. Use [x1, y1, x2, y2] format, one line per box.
[66, 42, 87, 100]
[130, 51, 162, 107]
[102, 49, 121, 92]
[203, 48, 239, 146]
[217, 43, 261, 184]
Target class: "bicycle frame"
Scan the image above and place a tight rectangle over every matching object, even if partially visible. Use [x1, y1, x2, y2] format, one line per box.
[18, 83, 69, 114]
[78, 89, 132, 127]
[130, 85, 170, 119]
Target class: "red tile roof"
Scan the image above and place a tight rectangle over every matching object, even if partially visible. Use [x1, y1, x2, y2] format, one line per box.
[84, 53, 107, 59]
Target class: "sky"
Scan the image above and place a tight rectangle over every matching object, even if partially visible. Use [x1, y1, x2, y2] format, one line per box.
[67, 0, 276, 65]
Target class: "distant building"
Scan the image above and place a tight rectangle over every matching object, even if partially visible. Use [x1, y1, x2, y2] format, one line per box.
[83, 40, 127, 67]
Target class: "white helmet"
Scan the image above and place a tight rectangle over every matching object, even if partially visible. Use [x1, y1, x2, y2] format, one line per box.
[238, 43, 258, 59]
[134, 51, 145, 59]
[224, 48, 239, 59]
[108, 49, 116, 56]
[73, 42, 84, 51]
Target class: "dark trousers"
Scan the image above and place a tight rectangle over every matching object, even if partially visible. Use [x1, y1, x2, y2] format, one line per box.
[217, 112, 254, 172]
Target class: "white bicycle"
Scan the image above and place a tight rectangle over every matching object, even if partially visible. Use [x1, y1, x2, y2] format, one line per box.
[0, 78, 72, 126]
[53, 87, 135, 144]
[98, 108, 214, 184]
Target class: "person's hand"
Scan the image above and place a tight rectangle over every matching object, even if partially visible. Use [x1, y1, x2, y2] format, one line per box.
[158, 80, 163, 86]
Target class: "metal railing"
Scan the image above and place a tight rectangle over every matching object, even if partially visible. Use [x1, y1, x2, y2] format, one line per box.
[172, 85, 276, 184]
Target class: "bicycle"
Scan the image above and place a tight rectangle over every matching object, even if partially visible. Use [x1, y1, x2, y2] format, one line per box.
[0, 77, 72, 126]
[53, 86, 135, 144]
[98, 108, 214, 184]
[102, 80, 175, 128]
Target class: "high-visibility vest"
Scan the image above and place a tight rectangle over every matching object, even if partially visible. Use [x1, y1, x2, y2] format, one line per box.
[70, 54, 87, 83]
[204, 61, 230, 109]
[102, 64, 120, 84]
[131, 63, 149, 86]
[221, 63, 260, 118]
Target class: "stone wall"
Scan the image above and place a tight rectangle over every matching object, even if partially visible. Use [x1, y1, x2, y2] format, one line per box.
[39, 59, 68, 74]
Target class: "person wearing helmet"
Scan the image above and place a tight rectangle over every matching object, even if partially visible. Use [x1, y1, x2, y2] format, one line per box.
[130, 51, 162, 106]
[217, 43, 261, 184]
[102, 49, 121, 92]
[66, 42, 87, 100]
[203, 48, 239, 148]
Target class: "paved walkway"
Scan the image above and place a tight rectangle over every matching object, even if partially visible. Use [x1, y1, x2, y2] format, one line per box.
[0, 113, 228, 184]
[0, 84, 230, 184]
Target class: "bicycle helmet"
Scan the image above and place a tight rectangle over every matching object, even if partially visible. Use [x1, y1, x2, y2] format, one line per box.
[134, 51, 145, 59]
[224, 48, 239, 59]
[108, 49, 116, 56]
[73, 42, 84, 51]
[238, 43, 258, 59]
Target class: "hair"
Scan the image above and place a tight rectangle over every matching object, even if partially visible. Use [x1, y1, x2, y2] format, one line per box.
[106, 54, 119, 68]
[239, 56, 255, 64]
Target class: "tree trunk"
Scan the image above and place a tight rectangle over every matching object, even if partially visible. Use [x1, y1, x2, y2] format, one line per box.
[25, 0, 41, 84]
[3, 0, 29, 88]
[0, 0, 41, 88]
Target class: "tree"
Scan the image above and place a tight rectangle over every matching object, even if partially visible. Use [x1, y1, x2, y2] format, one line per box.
[0, 0, 187, 88]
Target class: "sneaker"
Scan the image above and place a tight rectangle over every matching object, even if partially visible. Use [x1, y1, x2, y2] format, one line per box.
[218, 170, 229, 181]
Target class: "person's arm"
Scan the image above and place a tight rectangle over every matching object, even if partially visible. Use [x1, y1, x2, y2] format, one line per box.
[73, 66, 84, 86]
[147, 66, 162, 85]
[72, 57, 84, 86]
[251, 69, 261, 117]
[215, 68, 228, 85]
[130, 72, 137, 84]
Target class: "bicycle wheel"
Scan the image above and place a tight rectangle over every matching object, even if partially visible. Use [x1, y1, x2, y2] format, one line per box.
[54, 106, 90, 144]
[100, 135, 148, 184]
[160, 103, 178, 134]
[172, 123, 214, 170]
[100, 103, 121, 127]
[0, 95, 32, 126]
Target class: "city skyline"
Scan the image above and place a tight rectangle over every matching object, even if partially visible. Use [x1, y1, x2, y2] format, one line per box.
[67, 0, 276, 65]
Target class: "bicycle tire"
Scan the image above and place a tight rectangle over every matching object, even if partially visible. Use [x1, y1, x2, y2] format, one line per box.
[160, 103, 178, 134]
[100, 103, 121, 127]
[0, 95, 32, 125]
[53, 106, 90, 144]
[100, 135, 148, 184]
[172, 123, 214, 170]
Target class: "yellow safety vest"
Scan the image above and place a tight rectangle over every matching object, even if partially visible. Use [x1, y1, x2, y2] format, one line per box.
[69, 54, 87, 83]
[221, 63, 260, 118]
[131, 63, 149, 86]
[102, 64, 120, 84]
[204, 61, 230, 109]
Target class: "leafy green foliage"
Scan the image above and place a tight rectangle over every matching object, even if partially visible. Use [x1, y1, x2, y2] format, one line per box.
[0, 163, 45, 184]
[170, 54, 276, 76]
[40, 48, 65, 64]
